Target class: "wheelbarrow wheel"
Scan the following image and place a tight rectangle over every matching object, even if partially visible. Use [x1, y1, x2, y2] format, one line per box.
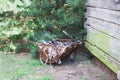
[39, 53, 49, 65]
[39, 56, 44, 65]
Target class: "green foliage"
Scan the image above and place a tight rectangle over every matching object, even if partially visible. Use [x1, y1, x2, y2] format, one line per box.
[27, 43, 39, 59]
[0, 0, 86, 59]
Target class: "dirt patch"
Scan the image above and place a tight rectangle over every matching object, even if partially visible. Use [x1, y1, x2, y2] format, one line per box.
[35, 47, 117, 80]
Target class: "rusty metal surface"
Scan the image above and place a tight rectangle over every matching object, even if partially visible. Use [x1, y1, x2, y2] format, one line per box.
[38, 39, 80, 64]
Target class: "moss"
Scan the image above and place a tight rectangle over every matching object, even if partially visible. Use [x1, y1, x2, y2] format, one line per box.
[86, 42, 119, 73]
[86, 28, 120, 73]
[87, 29, 110, 54]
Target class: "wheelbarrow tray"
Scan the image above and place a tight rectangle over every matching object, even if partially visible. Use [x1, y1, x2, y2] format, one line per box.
[38, 39, 79, 64]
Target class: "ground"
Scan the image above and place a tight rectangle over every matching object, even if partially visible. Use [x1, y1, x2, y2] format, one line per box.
[0, 47, 116, 80]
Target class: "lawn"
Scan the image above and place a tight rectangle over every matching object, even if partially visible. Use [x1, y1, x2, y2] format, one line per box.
[0, 52, 52, 80]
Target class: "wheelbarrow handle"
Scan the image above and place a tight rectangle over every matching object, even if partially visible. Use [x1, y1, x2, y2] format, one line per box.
[63, 30, 76, 42]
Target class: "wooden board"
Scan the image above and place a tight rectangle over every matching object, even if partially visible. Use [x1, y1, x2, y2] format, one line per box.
[86, 0, 120, 11]
[86, 7, 120, 25]
[86, 42, 120, 73]
[87, 26, 120, 62]
[85, 17, 120, 40]
[85, 0, 120, 75]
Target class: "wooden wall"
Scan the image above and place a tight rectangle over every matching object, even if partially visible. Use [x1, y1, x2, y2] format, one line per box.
[85, 0, 120, 73]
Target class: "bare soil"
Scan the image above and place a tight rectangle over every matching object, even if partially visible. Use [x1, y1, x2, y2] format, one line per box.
[34, 47, 117, 80]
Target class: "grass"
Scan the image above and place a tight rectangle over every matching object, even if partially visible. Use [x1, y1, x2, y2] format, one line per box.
[0, 53, 52, 80]
[82, 77, 89, 80]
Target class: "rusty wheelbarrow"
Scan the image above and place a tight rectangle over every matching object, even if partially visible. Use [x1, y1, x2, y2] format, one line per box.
[38, 39, 82, 64]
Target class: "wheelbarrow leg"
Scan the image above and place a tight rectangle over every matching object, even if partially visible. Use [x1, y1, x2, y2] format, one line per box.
[57, 59, 62, 64]
[69, 49, 77, 61]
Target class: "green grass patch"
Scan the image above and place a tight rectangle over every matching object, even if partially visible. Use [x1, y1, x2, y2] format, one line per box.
[0, 53, 52, 80]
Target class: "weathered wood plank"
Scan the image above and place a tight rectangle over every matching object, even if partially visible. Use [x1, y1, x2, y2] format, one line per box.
[86, 42, 120, 73]
[85, 0, 120, 75]
[85, 17, 120, 40]
[87, 26, 120, 62]
[118, 71, 120, 80]
[86, 0, 120, 11]
[86, 7, 120, 25]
